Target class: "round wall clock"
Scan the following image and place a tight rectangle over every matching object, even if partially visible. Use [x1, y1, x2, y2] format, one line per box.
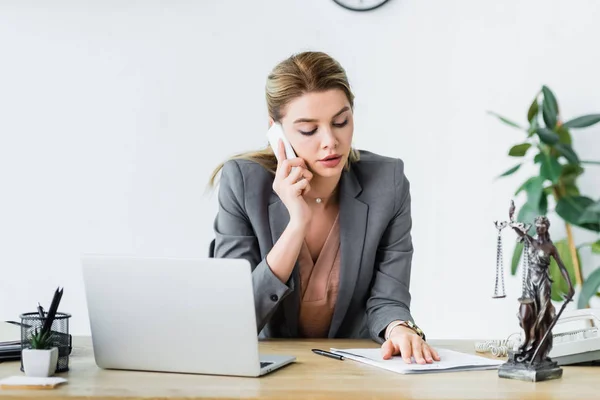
[332, 0, 390, 12]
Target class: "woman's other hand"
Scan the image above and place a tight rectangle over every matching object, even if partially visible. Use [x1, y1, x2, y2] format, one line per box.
[381, 326, 441, 364]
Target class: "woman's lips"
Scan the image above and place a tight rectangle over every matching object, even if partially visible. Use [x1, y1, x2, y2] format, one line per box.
[319, 155, 342, 168]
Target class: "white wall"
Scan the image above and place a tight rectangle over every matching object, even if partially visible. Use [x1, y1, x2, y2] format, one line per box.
[1, 0, 599, 340]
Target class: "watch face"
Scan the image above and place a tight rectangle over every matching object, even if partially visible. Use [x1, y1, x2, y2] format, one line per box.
[333, 0, 390, 12]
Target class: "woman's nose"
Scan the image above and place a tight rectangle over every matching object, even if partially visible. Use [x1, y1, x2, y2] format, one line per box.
[321, 128, 337, 149]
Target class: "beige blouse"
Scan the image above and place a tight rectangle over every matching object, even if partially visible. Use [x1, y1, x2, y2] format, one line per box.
[298, 213, 341, 338]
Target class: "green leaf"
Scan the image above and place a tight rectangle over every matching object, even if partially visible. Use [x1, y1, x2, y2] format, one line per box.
[564, 184, 581, 197]
[581, 160, 600, 166]
[527, 97, 539, 122]
[511, 241, 524, 275]
[518, 202, 540, 235]
[586, 200, 600, 213]
[509, 143, 532, 157]
[542, 85, 559, 113]
[497, 164, 522, 178]
[556, 196, 600, 232]
[560, 164, 584, 186]
[535, 128, 560, 145]
[556, 126, 572, 145]
[487, 111, 523, 130]
[591, 240, 600, 254]
[556, 196, 590, 224]
[28, 327, 55, 350]
[549, 239, 578, 302]
[534, 153, 543, 164]
[578, 267, 600, 308]
[539, 153, 562, 184]
[579, 200, 600, 226]
[539, 192, 548, 215]
[522, 176, 545, 210]
[516, 177, 541, 196]
[514, 176, 548, 215]
[542, 85, 559, 129]
[563, 114, 600, 129]
[554, 143, 580, 165]
[579, 209, 598, 225]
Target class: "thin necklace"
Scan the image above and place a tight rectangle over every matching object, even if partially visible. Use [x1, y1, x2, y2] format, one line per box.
[309, 188, 338, 204]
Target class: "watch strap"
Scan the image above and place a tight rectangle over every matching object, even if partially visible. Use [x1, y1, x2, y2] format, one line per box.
[386, 320, 426, 341]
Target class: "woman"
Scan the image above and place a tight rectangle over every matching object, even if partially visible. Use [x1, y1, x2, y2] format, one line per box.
[509, 215, 574, 364]
[209, 51, 439, 364]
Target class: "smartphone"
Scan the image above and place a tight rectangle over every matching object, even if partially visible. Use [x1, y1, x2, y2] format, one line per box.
[267, 123, 297, 162]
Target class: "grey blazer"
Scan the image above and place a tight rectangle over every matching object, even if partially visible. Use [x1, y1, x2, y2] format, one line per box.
[213, 150, 415, 344]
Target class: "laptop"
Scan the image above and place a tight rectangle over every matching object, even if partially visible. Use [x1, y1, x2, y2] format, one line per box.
[81, 255, 296, 377]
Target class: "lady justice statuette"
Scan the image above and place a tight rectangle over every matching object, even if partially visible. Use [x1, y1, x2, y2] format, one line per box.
[492, 200, 574, 382]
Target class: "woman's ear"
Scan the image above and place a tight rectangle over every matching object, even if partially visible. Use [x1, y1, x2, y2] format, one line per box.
[268, 117, 274, 128]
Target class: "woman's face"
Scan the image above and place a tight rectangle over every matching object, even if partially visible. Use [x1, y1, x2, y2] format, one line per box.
[536, 223, 547, 235]
[279, 89, 354, 179]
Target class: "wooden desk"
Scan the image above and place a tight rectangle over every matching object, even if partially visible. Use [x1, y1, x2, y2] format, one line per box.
[0, 337, 598, 399]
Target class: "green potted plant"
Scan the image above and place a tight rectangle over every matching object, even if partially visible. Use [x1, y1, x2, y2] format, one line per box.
[22, 328, 58, 377]
[489, 85, 600, 308]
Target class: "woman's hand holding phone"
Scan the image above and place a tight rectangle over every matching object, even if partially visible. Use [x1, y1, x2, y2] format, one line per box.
[265, 140, 313, 284]
[272, 139, 313, 232]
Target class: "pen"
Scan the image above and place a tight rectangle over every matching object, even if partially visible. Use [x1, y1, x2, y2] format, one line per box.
[37, 303, 45, 321]
[312, 349, 344, 361]
[41, 287, 63, 335]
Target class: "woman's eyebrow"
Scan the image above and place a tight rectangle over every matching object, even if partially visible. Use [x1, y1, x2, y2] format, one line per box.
[332, 106, 350, 119]
[293, 106, 349, 124]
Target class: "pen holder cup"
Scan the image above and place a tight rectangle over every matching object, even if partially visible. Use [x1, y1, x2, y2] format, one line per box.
[19, 312, 73, 373]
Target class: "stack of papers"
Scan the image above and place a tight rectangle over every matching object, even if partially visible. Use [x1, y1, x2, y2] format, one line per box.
[0, 322, 22, 362]
[330, 347, 504, 374]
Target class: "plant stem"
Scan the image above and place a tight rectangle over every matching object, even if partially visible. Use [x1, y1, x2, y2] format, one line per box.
[565, 223, 583, 286]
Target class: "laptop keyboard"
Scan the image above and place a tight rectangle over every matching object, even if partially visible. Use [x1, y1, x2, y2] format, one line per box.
[260, 362, 274, 369]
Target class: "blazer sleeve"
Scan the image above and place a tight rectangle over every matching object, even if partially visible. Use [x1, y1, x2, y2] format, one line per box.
[212, 160, 293, 333]
[366, 159, 415, 344]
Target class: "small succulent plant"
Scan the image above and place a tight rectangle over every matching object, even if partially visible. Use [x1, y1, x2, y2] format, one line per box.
[29, 328, 54, 350]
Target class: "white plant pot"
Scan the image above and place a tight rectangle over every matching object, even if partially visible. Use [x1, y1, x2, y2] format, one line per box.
[22, 348, 58, 377]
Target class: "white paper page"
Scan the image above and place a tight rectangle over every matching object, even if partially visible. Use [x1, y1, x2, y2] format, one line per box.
[330, 348, 504, 374]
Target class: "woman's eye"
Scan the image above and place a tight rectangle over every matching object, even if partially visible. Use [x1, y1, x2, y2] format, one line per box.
[333, 119, 348, 128]
[299, 128, 318, 136]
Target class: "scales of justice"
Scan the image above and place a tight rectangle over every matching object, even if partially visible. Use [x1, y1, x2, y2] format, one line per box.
[491, 200, 575, 382]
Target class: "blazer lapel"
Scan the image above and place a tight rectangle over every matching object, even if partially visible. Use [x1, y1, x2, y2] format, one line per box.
[328, 168, 368, 338]
[268, 197, 299, 337]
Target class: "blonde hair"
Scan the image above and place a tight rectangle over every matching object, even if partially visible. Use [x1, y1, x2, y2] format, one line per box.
[208, 51, 360, 187]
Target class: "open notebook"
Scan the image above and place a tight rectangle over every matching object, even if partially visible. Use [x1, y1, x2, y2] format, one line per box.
[330, 347, 504, 374]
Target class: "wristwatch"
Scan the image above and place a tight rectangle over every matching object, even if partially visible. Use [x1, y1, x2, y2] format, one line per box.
[386, 320, 426, 341]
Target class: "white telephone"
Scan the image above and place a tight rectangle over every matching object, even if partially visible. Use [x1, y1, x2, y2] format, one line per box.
[475, 308, 600, 366]
[267, 123, 297, 162]
[549, 308, 600, 366]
